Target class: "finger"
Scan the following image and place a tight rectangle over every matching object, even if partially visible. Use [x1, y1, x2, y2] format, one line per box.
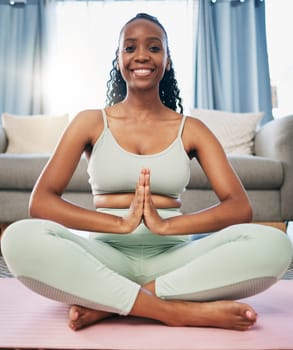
[135, 183, 144, 206]
[144, 187, 151, 209]
[144, 168, 150, 187]
[144, 181, 153, 212]
[135, 171, 145, 196]
[133, 172, 145, 207]
[139, 170, 145, 186]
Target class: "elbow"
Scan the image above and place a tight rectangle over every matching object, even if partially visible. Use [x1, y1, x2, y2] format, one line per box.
[247, 202, 253, 222]
[29, 187, 63, 220]
[239, 198, 253, 224]
[225, 194, 253, 226]
[29, 190, 47, 219]
[29, 205, 39, 219]
[28, 193, 40, 218]
[244, 205, 253, 223]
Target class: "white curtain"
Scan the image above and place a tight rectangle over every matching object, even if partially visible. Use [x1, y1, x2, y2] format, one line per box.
[44, 0, 197, 118]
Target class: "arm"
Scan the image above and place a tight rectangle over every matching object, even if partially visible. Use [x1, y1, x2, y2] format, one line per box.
[143, 117, 252, 235]
[29, 110, 143, 233]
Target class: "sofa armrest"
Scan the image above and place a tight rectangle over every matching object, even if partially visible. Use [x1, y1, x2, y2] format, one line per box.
[0, 125, 8, 153]
[255, 115, 293, 221]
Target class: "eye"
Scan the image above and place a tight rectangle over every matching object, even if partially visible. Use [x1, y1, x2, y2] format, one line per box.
[149, 46, 161, 53]
[124, 45, 135, 53]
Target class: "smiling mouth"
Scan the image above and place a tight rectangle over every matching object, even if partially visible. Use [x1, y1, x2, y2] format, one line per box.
[131, 68, 154, 77]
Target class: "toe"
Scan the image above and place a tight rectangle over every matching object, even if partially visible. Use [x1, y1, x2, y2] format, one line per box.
[244, 309, 258, 323]
[68, 306, 85, 330]
[69, 306, 79, 321]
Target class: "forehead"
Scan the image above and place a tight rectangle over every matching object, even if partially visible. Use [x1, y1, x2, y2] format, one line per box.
[120, 19, 166, 42]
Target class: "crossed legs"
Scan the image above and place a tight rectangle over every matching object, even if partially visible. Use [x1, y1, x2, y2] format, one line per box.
[2, 219, 292, 331]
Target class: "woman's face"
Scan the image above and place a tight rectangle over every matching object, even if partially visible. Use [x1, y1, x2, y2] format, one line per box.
[117, 19, 169, 92]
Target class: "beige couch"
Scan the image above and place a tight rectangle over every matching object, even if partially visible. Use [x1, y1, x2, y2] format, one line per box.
[0, 114, 292, 234]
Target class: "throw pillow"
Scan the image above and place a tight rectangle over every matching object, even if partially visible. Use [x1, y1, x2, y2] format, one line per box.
[189, 108, 263, 154]
[2, 113, 69, 154]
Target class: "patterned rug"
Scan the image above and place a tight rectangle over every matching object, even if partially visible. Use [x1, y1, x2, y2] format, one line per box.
[0, 256, 12, 278]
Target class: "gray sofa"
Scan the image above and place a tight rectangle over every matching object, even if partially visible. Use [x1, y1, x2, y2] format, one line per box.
[0, 115, 293, 231]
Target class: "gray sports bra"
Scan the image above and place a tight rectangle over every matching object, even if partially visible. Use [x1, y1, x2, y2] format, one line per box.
[87, 109, 191, 199]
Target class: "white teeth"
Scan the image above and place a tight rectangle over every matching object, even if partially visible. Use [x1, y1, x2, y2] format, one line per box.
[133, 69, 152, 75]
[135, 69, 151, 73]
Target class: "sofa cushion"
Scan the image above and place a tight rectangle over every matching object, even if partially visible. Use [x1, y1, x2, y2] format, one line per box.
[2, 113, 69, 154]
[0, 154, 91, 192]
[189, 109, 263, 155]
[187, 155, 283, 190]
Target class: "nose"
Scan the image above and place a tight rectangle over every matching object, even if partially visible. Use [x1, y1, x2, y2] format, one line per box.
[134, 47, 150, 62]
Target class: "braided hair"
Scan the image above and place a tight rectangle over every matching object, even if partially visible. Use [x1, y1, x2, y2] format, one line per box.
[105, 13, 184, 113]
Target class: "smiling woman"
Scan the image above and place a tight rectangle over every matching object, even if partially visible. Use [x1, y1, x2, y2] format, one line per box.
[44, 0, 197, 118]
[2, 12, 292, 333]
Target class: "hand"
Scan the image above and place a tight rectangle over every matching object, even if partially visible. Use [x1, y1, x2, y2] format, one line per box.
[142, 168, 168, 235]
[120, 169, 145, 233]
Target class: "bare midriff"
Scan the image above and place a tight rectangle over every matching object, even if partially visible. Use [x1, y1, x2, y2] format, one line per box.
[94, 193, 181, 209]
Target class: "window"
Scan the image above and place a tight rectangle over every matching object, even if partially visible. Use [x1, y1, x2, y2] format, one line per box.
[266, 0, 293, 118]
[44, 0, 197, 118]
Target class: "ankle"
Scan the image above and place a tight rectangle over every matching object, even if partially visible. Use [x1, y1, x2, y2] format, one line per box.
[142, 281, 156, 295]
[131, 289, 189, 327]
[130, 288, 173, 322]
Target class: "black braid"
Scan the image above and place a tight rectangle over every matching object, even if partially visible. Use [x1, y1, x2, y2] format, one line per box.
[105, 13, 184, 114]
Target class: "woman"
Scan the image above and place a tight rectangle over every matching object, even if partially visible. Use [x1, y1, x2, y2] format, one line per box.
[2, 13, 292, 331]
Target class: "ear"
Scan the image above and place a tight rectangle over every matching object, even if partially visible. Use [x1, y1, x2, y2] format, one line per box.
[166, 58, 171, 72]
[115, 53, 120, 71]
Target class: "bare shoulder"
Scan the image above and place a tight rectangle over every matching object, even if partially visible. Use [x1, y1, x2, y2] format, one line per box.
[70, 109, 104, 131]
[66, 109, 105, 145]
[184, 115, 210, 134]
[183, 115, 220, 153]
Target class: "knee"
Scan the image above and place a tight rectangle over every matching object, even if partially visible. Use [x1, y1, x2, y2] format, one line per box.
[2, 220, 32, 255]
[1, 219, 57, 265]
[255, 224, 292, 253]
[2, 218, 65, 278]
[252, 224, 292, 277]
[226, 223, 292, 278]
[234, 223, 292, 253]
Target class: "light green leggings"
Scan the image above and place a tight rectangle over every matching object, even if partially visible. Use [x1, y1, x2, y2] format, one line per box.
[2, 209, 292, 315]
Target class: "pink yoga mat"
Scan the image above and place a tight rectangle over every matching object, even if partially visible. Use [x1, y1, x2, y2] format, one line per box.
[0, 278, 292, 350]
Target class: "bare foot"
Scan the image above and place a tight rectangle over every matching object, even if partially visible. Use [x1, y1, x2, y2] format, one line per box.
[68, 305, 114, 331]
[161, 300, 258, 331]
[68, 285, 258, 331]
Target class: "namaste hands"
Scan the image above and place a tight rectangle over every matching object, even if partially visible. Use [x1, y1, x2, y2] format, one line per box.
[122, 168, 168, 235]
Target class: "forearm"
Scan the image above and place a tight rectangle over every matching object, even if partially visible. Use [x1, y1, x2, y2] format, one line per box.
[161, 198, 252, 235]
[29, 191, 127, 233]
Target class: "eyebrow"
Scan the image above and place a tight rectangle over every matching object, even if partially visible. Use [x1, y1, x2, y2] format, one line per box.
[124, 37, 163, 43]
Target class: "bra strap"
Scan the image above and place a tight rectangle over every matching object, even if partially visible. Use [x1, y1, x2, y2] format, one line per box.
[178, 115, 187, 137]
[101, 109, 109, 129]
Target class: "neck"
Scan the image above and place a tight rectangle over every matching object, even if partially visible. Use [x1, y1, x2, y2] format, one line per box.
[121, 91, 165, 115]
